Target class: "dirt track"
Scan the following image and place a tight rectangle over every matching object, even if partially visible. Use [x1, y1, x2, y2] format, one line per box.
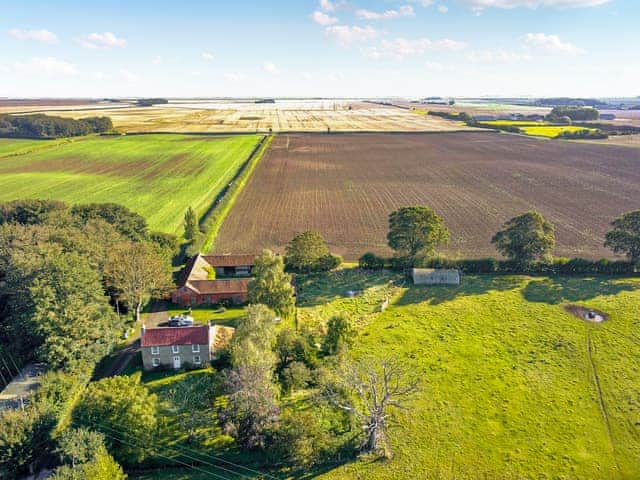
[214, 132, 640, 260]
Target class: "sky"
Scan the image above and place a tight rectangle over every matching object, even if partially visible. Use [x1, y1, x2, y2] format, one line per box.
[0, 0, 638, 98]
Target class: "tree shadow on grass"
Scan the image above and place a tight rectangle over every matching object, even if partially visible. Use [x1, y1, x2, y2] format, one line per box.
[522, 277, 639, 305]
[394, 275, 524, 306]
[296, 268, 403, 308]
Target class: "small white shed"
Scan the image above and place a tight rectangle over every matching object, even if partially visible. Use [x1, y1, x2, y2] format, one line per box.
[411, 268, 460, 286]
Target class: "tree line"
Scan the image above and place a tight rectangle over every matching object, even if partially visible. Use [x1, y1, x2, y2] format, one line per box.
[0, 199, 174, 479]
[358, 206, 640, 273]
[0, 114, 114, 139]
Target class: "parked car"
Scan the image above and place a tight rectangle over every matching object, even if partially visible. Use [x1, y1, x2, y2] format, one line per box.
[168, 314, 194, 327]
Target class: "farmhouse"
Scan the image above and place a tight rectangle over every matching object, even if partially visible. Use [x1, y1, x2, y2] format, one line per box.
[141, 324, 214, 370]
[171, 254, 255, 305]
[411, 268, 461, 285]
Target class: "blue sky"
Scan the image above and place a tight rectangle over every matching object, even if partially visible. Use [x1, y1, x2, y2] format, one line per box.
[0, 0, 637, 98]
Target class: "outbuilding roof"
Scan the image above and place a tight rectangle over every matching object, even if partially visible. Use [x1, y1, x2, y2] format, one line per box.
[188, 278, 252, 295]
[141, 325, 210, 347]
[202, 254, 256, 267]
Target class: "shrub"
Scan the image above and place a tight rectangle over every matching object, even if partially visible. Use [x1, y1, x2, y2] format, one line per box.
[317, 254, 342, 272]
[281, 361, 312, 393]
[359, 252, 385, 270]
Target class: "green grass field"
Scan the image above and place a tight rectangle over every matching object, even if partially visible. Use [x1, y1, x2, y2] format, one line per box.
[0, 134, 261, 234]
[306, 272, 640, 480]
[129, 271, 640, 479]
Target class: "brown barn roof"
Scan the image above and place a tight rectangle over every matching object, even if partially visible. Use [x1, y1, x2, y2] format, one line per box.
[188, 278, 251, 295]
[141, 325, 210, 347]
[202, 254, 256, 267]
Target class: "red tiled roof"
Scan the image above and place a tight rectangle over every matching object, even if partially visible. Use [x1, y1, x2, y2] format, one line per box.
[202, 254, 256, 267]
[188, 278, 251, 295]
[141, 326, 210, 347]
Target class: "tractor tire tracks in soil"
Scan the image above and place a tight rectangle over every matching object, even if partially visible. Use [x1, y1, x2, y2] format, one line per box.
[586, 328, 621, 477]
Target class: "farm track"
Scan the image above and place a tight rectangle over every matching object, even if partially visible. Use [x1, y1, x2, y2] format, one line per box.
[586, 329, 622, 477]
[215, 132, 640, 259]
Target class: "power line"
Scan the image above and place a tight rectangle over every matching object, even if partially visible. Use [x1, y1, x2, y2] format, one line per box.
[94, 427, 233, 480]
[81, 412, 280, 479]
[86, 420, 271, 479]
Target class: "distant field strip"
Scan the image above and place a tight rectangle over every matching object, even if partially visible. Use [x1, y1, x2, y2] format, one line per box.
[215, 132, 640, 259]
[0, 134, 261, 233]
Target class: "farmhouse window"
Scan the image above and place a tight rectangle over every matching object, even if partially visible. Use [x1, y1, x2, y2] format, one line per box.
[192, 344, 200, 353]
[152, 358, 160, 367]
[151, 346, 160, 355]
[172, 345, 179, 354]
[193, 355, 201, 364]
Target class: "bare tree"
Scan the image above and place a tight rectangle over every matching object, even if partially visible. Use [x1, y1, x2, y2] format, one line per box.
[325, 359, 419, 458]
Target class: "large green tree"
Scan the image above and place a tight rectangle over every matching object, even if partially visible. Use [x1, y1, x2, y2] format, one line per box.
[221, 305, 280, 451]
[285, 231, 333, 272]
[248, 250, 296, 319]
[104, 241, 172, 322]
[491, 211, 555, 264]
[74, 373, 158, 465]
[26, 252, 121, 371]
[605, 210, 640, 264]
[387, 206, 449, 259]
[183, 206, 199, 242]
[323, 315, 355, 355]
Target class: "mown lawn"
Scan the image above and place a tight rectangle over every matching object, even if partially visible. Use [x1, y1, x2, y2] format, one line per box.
[0, 134, 261, 234]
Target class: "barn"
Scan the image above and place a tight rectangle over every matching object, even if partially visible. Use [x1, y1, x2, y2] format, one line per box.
[171, 253, 255, 305]
[411, 268, 461, 285]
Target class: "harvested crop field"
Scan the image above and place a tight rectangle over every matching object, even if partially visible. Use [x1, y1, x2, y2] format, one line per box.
[0, 134, 261, 234]
[25, 100, 474, 133]
[215, 132, 640, 260]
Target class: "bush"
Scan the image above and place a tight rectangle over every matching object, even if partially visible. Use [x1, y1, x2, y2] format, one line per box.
[359, 252, 385, 270]
[317, 254, 342, 272]
[281, 361, 312, 393]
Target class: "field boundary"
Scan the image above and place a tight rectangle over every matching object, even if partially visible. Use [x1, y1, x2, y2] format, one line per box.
[200, 134, 273, 253]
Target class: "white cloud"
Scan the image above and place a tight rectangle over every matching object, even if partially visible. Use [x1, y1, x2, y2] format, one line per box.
[152, 55, 163, 65]
[409, 0, 435, 6]
[438, 5, 449, 13]
[77, 32, 126, 49]
[262, 62, 281, 75]
[319, 0, 336, 12]
[120, 69, 140, 82]
[224, 72, 246, 82]
[467, 49, 532, 63]
[311, 11, 339, 25]
[202, 52, 215, 61]
[457, 0, 610, 9]
[8, 28, 58, 43]
[355, 5, 415, 20]
[325, 25, 380, 47]
[425, 61, 445, 72]
[365, 37, 467, 60]
[301, 71, 313, 80]
[523, 33, 584, 55]
[328, 71, 344, 81]
[13, 57, 78, 77]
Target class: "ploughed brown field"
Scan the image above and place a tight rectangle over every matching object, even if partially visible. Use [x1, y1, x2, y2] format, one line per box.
[214, 132, 640, 260]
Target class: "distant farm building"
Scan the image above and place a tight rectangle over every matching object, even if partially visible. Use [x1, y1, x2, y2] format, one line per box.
[411, 268, 461, 286]
[171, 254, 255, 305]
[599, 113, 616, 120]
